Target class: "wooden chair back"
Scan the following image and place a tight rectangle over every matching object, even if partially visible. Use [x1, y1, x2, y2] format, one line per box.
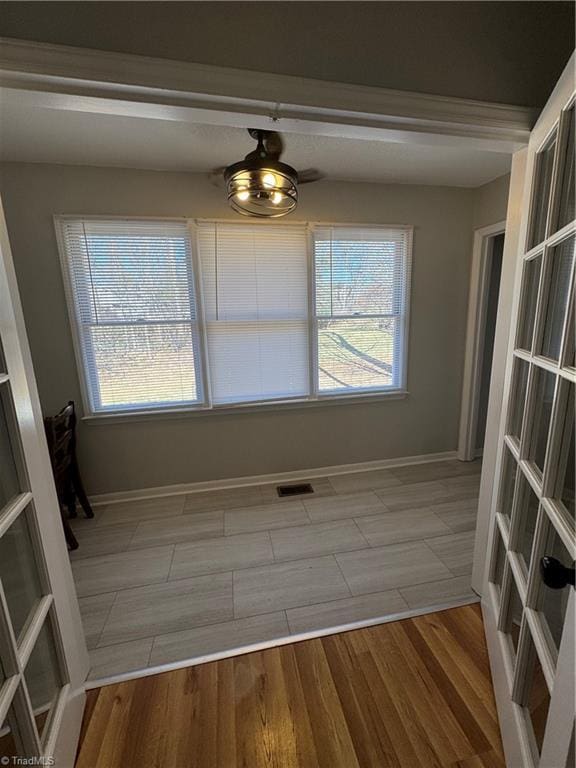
[44, 401, 76, 476]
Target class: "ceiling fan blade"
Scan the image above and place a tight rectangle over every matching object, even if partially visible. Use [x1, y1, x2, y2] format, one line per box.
[263, 130, 284, 158]
[297, 168, 324, 184]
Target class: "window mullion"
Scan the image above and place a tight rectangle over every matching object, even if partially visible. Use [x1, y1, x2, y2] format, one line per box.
[186, 219, 211, 408]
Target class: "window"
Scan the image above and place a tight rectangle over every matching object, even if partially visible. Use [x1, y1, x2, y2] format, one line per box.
[57, 219, 204, 412]
[313, 226, 411, 394]
[57, 218, 412, 415]
[197, 223, 309, 404]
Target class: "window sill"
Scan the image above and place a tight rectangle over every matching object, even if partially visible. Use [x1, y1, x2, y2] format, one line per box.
[81, 390, 409, 424]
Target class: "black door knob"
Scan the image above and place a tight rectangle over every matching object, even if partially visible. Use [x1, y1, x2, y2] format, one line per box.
[540, 556, 575, 589]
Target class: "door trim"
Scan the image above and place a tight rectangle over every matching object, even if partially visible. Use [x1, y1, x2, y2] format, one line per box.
[458, 220, 506, 462]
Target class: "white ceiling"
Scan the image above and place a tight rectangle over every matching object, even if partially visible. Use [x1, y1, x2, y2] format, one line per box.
[0, 103, 512, 188]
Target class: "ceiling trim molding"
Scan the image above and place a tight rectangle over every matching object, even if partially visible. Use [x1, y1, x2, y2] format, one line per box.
[0, 37, 536, 152]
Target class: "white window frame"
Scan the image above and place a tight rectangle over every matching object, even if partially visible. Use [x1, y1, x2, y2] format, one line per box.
[309, 223, 413, 399]
[55, 216, 207, 415]
[55, 216, 413, 419]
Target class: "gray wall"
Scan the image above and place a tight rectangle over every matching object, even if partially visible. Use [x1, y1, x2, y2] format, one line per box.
[0, 2, 573, 107]
[0, 162, 509, 494]
[473, 174, 511, 229]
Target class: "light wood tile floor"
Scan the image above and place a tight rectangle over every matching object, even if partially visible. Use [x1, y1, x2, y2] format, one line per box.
[71, 460, 482, 680]
[76, 603, 505, 768]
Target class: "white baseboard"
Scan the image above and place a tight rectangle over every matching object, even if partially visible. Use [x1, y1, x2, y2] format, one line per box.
[85, 594, 479, 690]
[90, 450, 459, 506]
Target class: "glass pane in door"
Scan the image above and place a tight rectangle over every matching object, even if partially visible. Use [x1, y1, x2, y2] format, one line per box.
[524, 634, 551, 758]
[0, 386, 22, 511]
[0, 708, 24, 760]
[563, 299, 575, 369]
[528, 134, 557, 249]
[516, 257, 541, 351]
[560, 436, 575, 520]
[538, 526, 571, 654]
[557, 382, 575, 520]
[490, 527, 507, 597]
[497, 447, 517, 526]
[527, 369, 556, 476]
[513, 475, 540, 576]
[556, 106, 575, 232]
[23, 618, 63, 742]
[503, 571, 524, 659]
[539, 236, 575, 361]
[0, 506, 44, 642]
[507, 357, 529, 443]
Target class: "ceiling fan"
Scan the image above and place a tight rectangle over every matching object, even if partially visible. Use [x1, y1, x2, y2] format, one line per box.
[212, 129, 324, 218]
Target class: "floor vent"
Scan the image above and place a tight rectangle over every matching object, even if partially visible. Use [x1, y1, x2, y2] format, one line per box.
[276, 483, 314, 497]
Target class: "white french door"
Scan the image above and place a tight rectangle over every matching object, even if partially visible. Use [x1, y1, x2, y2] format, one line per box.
[0, 198, 89, 766]
[482, 55, 575, 767]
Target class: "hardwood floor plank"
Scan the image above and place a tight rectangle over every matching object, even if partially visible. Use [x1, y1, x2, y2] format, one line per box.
[76, 605, 505, 768]
[76, 679, 137, 768]
[216, 658, 237, 768]
[261, 647, 302, 768]
[410, 611, 503, 753]
[344, 631, 421, 767]
[167, 668, 206, 767]
[364, 622, 464, 765]
[415, 609, 500, 713]
[234, 650, 295, 768]
[398, 620, 491, 758]
[322, 630, 402, 767]
[390, 619, 483, 760]
[278, 644, 320, 768]
[293, 638, 361, 768]
[450, 748, 505, 768]
[77, 689, 100, 752]
[115, 673, 169, 768]
[442, 604, 492, 667]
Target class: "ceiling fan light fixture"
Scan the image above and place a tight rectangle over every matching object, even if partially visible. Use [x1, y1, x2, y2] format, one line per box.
[224, 159, 298, 218]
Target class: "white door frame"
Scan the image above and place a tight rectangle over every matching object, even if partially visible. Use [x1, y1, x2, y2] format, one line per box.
[0, 197, 89, 767]
[458, 220, 507, 462]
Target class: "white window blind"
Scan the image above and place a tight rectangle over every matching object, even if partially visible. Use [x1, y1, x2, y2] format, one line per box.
[196, 222, 310, 404]
[313, 226, 411, 394]
[58, 218, 412, 415]
[58, 219, 204, 412]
